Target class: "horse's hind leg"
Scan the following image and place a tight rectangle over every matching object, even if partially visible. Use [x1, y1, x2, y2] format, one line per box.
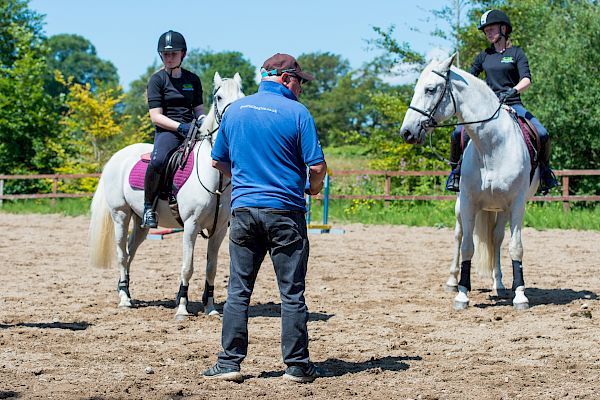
[492, 212, 509, 298]
[112, 209, 134, 308]
[203, 222, 228, 316]
[127, 214, 148, 263]
[446, 200, 461, 292]
[125, 213, 149, 289]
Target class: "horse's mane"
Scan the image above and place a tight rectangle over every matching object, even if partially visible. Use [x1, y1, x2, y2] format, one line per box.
[448, 65, 499, 104]
[202, 103, 218, 132]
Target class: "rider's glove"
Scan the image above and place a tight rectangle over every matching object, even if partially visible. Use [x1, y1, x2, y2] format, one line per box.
[177, 123, 191, 136]
[498, 87, 518, 103]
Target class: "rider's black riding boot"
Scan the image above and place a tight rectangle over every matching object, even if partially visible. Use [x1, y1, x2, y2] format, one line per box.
[538, 136, 558, 195]
[446, 132, 462, 192]
[141, 163, 161, 229]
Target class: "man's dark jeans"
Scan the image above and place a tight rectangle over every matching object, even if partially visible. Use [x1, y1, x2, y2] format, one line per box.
[217, 207, 310, 369]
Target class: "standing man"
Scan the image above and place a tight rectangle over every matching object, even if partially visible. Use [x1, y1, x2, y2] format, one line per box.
[204, 53, 327, 383]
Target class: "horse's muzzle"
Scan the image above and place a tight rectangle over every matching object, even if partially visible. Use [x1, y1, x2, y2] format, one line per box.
[401, 129, 419, 144]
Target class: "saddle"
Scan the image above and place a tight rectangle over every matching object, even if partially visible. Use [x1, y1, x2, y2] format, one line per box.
[459, 113, 540, 183]
[128, 146, 195, 226]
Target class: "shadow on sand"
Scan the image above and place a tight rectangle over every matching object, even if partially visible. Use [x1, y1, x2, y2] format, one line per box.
[249, 301, 333, 322]
[258, 355, 422, 379]
[473, 287, 597, 308]
[0, 321, 90, 330]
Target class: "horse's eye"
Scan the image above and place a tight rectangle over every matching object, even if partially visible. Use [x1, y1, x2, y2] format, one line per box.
[215, 95, 222, 102]
[425, 87, 436, 95]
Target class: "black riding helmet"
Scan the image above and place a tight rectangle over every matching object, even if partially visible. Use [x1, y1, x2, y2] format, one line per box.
[157, 30, 187, 53]
[478, 10, 512, 35]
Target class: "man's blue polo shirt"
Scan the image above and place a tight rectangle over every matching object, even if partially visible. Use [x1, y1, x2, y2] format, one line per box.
[211, 81, 325, 211]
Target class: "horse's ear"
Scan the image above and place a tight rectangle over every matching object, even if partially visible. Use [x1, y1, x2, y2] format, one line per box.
[233, 72, 243, 88]
[439, 53, 457, 73]
[213, 71, 222, 86]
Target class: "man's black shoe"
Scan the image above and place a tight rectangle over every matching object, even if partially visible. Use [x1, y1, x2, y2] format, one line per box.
[283, 363, 323, 383]
[202, 363, 243, 382]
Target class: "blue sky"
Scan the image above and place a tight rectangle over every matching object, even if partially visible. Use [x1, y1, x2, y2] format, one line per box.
[29, 0, 452, 90]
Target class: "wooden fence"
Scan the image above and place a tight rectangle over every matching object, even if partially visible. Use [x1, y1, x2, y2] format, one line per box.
[1, 170, 599, 211]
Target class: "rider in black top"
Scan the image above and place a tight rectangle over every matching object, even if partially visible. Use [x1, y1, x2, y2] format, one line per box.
[446, 10, 558, 194]
[142, 30, 205, 228]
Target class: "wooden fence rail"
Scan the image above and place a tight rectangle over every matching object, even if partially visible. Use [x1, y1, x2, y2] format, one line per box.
[1, 170, 599, 211]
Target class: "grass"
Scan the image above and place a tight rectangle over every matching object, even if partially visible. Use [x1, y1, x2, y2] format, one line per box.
[0, 198, 92, 217]
[308, 199, 600, 231]
[2, 194, 599, 232]
[323, 145, 374, 171]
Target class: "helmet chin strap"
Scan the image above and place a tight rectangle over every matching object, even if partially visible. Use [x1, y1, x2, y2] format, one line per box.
[492, 25, 507, 51]
[161, 52, 185, 76]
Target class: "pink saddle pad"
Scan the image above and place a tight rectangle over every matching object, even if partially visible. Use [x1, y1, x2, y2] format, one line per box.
[128, 151, 195, 196]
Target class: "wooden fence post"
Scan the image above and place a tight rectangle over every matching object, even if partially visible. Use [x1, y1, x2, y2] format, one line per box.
[562, 176, 570, 212]
[52, 176, 58, 207]
[384, 174, 391, 207]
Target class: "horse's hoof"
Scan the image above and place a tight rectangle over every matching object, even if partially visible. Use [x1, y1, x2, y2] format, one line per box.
[513, 302, 529, 311]
[118, 300, 132, 308]
[445, 285, 458, 293]
[175, 312, 190, 321]
[453, 300, 469, 310]
[495, 288, 510, 299]
[206, 309, 221, 318]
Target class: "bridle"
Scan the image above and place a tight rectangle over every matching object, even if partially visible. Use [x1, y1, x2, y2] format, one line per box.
[212, 79, 234, 126]
[408, 68, 504, 130]
[407, 68, 504, 165]
[408, 69, 457, 130]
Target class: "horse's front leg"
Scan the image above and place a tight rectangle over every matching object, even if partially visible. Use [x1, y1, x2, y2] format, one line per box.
[492, 212, 509, 298]
[509, 202, 529, 310]
[446, 199, 461, 292]
[175, 221, 199, 320]
[454, 200, 476, 310]
[203, 220, 228, 317]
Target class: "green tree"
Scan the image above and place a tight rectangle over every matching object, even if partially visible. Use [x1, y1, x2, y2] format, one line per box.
[0, 0, 60, 189]
[121, 63, 160, 143]
[44, 33, 119, 97]
[185, 50, 257, 105]
[295, 52, 394, 147]
[297, 52, 351, 97]
[465, 0, 600, 194]
[55, 72, 128, 188]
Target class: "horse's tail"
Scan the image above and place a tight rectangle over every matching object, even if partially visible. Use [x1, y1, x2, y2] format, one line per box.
[89, 174, 115, 269]
[472, 210, 496, 279]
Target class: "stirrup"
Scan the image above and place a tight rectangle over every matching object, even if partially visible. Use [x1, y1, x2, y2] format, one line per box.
[141, 208, 158, 229]
[445, 170, 460, 192]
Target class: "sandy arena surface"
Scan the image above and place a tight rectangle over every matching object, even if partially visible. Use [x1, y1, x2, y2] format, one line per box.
[1, 213, 599, 399]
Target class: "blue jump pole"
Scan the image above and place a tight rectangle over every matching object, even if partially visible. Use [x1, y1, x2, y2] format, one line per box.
[323, 173, 330, 225]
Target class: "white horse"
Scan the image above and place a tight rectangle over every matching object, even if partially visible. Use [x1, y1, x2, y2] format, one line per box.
[89, 72, 244, 319]
[400, 54, 539, 310]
